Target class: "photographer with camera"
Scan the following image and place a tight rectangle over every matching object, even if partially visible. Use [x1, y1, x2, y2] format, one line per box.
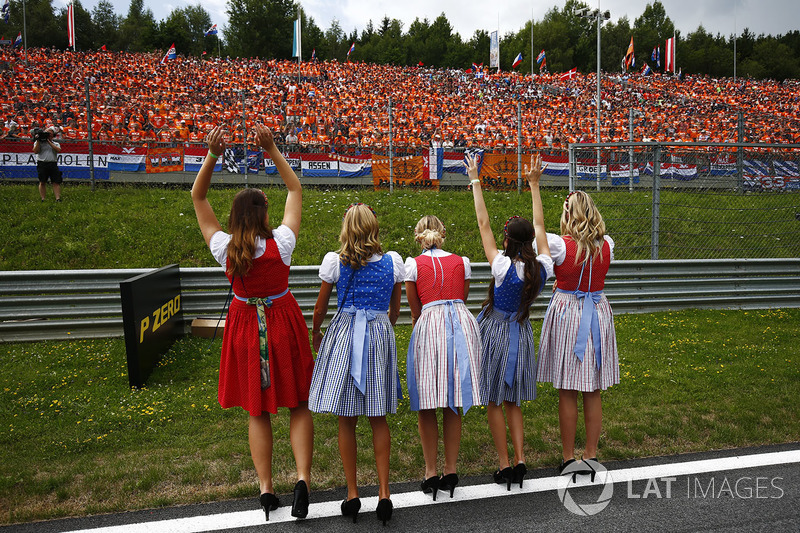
[32, 126, 63, 202]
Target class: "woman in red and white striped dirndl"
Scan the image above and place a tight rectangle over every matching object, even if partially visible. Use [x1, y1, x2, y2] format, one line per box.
[537, 190, 619, 477]
[404, 216, 481, 500]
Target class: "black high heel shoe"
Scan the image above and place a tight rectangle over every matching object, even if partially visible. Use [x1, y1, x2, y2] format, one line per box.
[421, 475, 440, 501]
[291, 480, 309, 519]
[493, 466, 514, 491]
[341, 497, 361, 523]
[439, 473, 459, 498]
[259, 492, 280, 522]
[513, 462, 527, 489]
[376, 498, 393, 526]
[582, 457, 601, 482]
[558, 458, 585, 483]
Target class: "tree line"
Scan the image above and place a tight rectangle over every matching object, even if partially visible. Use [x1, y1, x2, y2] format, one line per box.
[3, 0, 799, 80]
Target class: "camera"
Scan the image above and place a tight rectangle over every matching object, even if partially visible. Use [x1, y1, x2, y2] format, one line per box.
[32, 128, 50, 142]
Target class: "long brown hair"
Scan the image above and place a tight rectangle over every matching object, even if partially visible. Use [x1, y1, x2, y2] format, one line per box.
[226, 188, 273, 277]
[481, 217, 545, 323]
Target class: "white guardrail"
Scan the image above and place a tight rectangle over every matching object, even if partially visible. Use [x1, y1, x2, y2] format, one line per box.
[1, 258, 799, 343]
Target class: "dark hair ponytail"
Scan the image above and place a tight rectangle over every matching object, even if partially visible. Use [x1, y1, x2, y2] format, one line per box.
[481, 217, 545, 323]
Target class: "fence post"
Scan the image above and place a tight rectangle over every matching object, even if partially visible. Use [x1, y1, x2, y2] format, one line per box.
[568, 144, 575, 191]
[629, 108, 634, 192]
[596, 147, 601, 191]
[737, 111, 745, 194]
[388, 96, 393, 193]
[85, 78, 95, 191]
[651, 145, 661, 260]
[241, 90, 248, 187]
[517, 100, 522, 193]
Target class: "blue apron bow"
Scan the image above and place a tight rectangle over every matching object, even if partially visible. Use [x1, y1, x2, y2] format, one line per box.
[407, 299, 474, 414]
[557, 259, 603, 370]
[573, 290, 603, 370]
[342, 305, 380, 395]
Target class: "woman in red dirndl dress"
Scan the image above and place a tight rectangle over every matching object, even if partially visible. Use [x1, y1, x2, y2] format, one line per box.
[192, 125, 313, 521]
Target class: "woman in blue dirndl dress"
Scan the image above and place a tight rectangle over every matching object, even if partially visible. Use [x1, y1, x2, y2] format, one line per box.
[309, 203, 404, 525]
[467, 153, 553, 490]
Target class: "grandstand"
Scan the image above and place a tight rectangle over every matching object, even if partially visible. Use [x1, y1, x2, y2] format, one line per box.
[2, 47, 799, 151]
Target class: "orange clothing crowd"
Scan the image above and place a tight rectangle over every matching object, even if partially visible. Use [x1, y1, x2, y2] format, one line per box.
[1, 47, 799, 151]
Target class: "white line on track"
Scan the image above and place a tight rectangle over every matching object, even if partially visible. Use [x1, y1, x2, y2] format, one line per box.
[61, 449, 800, 533]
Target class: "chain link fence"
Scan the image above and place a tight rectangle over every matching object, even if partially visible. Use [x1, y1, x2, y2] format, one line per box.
[568, 142, 800, 260]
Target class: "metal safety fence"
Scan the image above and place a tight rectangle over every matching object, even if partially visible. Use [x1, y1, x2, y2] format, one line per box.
[568, 142, 800, 260]
[1, 259, 799, 343]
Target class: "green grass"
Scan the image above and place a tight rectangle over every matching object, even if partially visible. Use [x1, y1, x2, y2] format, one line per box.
[1, 308, 798, 524]
[1, 184, 798, 270]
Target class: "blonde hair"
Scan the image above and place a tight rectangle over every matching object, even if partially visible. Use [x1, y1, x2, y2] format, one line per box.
[338, 203, 382, 269]
[560, 191, 606, 264]
[414, 215, 445, 250]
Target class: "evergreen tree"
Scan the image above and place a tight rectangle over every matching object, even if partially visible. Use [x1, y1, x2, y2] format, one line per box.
[225, 0, 298, 59]
[91, 0, 119, 51]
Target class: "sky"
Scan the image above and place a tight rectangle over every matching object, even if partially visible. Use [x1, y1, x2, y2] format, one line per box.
[61, 0, 800, 41]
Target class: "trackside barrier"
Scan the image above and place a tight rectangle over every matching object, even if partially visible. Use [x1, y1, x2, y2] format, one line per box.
[1, 259, 799, 343]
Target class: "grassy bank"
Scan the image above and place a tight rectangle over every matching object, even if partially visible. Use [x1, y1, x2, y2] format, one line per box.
[1, 308, 798, 524]
[1, 184, 798, 270]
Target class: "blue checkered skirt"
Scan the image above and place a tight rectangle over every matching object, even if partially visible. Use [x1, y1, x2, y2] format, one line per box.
[309, 310, 398, 417]
[478, 307, 538, 406]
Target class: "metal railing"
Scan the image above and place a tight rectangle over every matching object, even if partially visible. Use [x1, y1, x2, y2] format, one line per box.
[568, 142, 800, 260]
[1, 258, 798, 343]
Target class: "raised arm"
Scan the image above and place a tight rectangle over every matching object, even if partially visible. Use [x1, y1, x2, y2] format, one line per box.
[255, 124, 302, 238]
[191, 126, 225, 246]
[525, 153, 550, 257]
[466, 153, 500, 264]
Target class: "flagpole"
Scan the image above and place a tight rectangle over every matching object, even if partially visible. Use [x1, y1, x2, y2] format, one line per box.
[497, 14, 500, 74]
[673, 30, 676, 74]
[218, 35, 221, 58]
[70, 1, 76, 51]
[530, 8, 534, 76]
[733, 8, 737, 82]
[22, 0, 27, 64]
[296, 9, 302, 88]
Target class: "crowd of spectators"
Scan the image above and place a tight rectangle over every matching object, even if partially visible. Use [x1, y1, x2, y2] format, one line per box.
[2, 46, 799, 154]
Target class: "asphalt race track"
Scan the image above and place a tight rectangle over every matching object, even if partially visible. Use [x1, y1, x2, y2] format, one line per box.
[3, 443, 798, 533]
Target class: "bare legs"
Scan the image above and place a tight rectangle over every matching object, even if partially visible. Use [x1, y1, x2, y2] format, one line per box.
[289, 402, 313, 482]
[441, 409, 462, 475]
[339, 415, 392, 500]
[487, 401, 525, 468]
[582, 391, 602, 458]
[249, 402, 314, 496]
[418, 409, 439, 479]
[249, 413, 274, 495]
[559, 389, 603, 460]
[418, 408, 462, 478]
[370, 417, 391, 500]
[38, 182, 61, 200]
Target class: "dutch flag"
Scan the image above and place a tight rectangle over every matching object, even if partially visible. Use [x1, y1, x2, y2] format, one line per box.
[160, 43, 176, 64]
